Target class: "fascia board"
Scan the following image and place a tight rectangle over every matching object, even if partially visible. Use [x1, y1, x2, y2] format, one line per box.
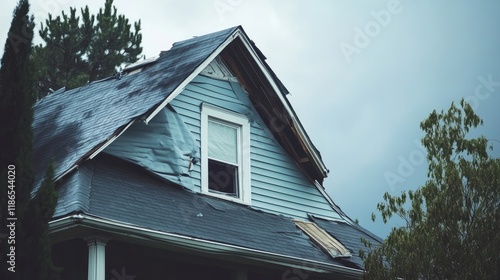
[88, 120, 136, 160]
[234, 32, 329, 178]
[49, 214, 364, 277]
[313, 181, 348, 220]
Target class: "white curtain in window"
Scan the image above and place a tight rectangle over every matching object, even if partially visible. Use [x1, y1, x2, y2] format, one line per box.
[208, 120, 238, 164]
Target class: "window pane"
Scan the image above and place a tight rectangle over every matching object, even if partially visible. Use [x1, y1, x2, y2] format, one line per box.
[208, 120, 237, 164]
[208, 159, 238, 196]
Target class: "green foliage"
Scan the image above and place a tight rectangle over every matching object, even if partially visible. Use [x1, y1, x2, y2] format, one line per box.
[33, 0, 142, 97]
[362, 100, 500, 279]
[0, 1, 60, 279]
[0, 0, 35, 172]
[22, 164, 60, 280]
[0, 1, 35, 278]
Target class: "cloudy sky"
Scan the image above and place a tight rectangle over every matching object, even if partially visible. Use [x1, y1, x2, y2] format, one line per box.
[1, 0, 499, 238]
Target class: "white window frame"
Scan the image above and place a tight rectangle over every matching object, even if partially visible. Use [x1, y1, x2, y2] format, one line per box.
[201, 104, 251, 204]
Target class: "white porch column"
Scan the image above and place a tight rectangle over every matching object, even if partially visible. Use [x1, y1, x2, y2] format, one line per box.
[85, 236, 108, 280]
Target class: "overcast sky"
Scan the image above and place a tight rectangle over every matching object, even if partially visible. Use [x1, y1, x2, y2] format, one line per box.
[1, 0, 499, 238]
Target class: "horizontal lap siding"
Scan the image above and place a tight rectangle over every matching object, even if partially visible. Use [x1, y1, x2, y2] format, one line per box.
[170, 75, 340, 220]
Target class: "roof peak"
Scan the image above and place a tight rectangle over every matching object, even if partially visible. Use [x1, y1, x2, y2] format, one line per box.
[171, 26, 241, 48]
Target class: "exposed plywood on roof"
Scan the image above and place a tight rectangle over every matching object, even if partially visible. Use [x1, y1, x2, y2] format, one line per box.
[312, 216, 383, 269]
[294, 220, 352, 259]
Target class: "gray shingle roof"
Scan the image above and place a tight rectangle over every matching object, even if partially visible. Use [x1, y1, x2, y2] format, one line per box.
[55, 154, 340, 266]
[35, 25, 382, 273]
[32, 26, 240, 193]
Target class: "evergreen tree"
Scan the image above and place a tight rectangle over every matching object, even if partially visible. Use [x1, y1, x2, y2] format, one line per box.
[23, 165, 60, 280]
[0, 0, 35, 278]
[88, 0, 142, 81]
[361, 100, 500, 279]
[33, 7, 94, 95]
[0, 1, 59, 279]
[34, 0, 142, 97]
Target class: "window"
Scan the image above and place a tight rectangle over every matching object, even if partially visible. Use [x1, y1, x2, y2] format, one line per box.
[201, 104, 250, 204]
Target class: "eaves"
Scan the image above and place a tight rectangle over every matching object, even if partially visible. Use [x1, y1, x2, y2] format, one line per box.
[50, 214, 364, 278]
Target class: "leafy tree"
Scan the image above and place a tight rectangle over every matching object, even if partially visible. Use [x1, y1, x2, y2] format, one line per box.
[361, 99, 500, 279]
[0, 1, 59, 279]
[33, 0, 142, 97]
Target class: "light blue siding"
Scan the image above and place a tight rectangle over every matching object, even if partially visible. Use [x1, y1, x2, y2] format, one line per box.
[170, 74, 341, 220]
[103, 106, 199, 190]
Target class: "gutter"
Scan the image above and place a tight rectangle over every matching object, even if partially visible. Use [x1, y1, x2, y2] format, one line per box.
[50, 214, 364, 277]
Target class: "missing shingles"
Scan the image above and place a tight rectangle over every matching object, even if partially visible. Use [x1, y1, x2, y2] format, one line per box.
[294, 220, 352, 258]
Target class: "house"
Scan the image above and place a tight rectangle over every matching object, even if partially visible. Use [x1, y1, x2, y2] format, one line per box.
[33, 26, 382, 280]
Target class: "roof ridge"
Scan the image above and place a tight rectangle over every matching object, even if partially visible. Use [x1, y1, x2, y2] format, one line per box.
[171, 26, 240, 48]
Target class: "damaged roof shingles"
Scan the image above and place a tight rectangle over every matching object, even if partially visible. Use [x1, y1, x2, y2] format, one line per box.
[32, 26, 240, 193]
[57, 154, 338, 265]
